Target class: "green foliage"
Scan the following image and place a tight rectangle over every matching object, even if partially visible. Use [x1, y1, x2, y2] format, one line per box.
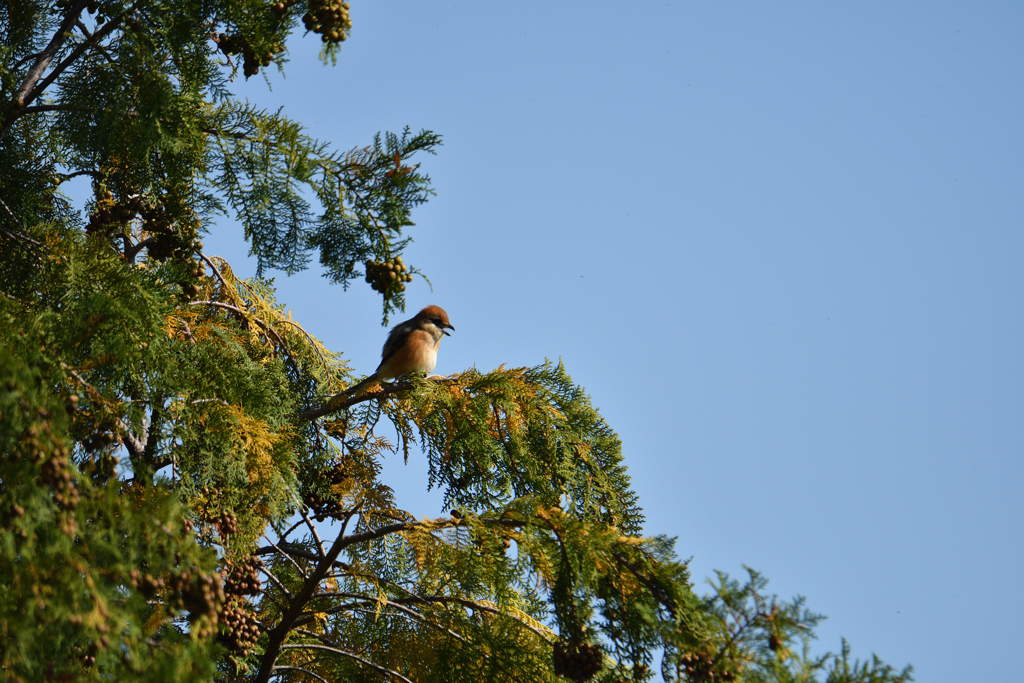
[0, 310, 222, 680]
[0, 2, 912, 682]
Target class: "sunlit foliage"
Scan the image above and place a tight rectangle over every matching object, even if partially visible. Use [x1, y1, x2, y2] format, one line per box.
[1, 2, 911, 681]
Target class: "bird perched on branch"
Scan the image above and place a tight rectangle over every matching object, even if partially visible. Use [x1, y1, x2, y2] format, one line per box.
[345, 305, 455, 395]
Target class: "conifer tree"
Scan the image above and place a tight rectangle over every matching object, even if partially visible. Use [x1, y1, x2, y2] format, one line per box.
[0, 2, 913, 682]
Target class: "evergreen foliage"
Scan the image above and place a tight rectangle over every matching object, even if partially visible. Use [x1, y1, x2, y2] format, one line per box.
[0, 2, 913, 681]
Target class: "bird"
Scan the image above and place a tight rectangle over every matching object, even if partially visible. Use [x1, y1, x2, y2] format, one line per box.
[344, 305, 454, 395]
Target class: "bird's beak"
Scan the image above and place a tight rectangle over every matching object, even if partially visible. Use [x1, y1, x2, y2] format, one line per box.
[443, 324, 454, 337]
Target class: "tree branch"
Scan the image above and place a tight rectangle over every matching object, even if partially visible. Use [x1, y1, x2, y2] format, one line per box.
[306, 596, 471, 644]
[611, 549, 677, 621]
[254, 519, 420, 682]
[125, 236, 156, 263]
[9, 0, 89, 109]
[21, 104, 76, 115]
[260, 535, 309, 580]
[189, 300, 287, 347]
[298, 504, 328, 558]
[75, 20, 118, 66]
[0, 195, 43, 251]
[278, 643, 416, 683]
[63, 364, 148, 470]
[23, 3, 138, 108]
[259, 563, 293, 601]
[0, 222, 43, 253]
[58, 168, 103, 181]
[271, 666, 331, 683]
[301, 592, 554, 642]
[297, 376, 458, 422]
[188, 298, 303, 378]
[0, 288, 31, 306]
[11, 51, 45, 72]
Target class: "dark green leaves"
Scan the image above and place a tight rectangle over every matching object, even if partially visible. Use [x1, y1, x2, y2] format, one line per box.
[209, 107, 440, 322]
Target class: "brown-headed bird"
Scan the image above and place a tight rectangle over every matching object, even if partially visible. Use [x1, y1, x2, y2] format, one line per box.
[346, 305, 454, 395]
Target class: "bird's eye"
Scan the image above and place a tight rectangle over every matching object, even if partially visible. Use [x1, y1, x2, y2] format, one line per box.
[431, 318, 442, 326]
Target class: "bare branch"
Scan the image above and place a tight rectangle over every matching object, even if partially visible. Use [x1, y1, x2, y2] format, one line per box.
[274, 518, 307, 545]
[0, 222, 43, 254]
[298, 504, 328, 558]
[279, 643, 415, 683]
[298, 376, 458, 422]
[0, 288, 31, 305]
[271, 666, 330, 683]
[256, 514, 521, 567]
[350, 601, 470, 644]
[11, 51, 44, 71]
[197, 252, 231, 293]
[63, 364, 146, 456]
[124, 236, 156, 263]
[189, 299, 287, 345]
[188, 299, 244, 314]
[273, 318, 332, 372]
[75, 20, 117, 66]
[0, 195, 43, 253]
[254, 516, 428, 682]
[21, 104, 77, 115]
[58, 168, 103, 181]
[24, 3, 138, 108]
[260, 534, 309, 580]
[9, 0, 89, 109]
[611, 549, 676, 620]
[259, 563, 293, 601]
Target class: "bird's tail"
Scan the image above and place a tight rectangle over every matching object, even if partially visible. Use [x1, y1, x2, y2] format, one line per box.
[341, 371, 384, 397]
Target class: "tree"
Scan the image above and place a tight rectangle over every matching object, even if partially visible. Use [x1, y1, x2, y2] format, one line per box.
[0, 2, 913, 682]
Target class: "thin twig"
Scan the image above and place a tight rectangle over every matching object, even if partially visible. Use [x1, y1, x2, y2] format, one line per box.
[258, 563, 293, 601]
[611, 549, 676, 620]
[75, 20, 118, 66]
[174, 317, 195, 344]
[188, 282, 304, 379]
[188, 300, 288, 347]
[11, 51, 44, 71]
[278, 643, 415, 683]
[189, 299, 244, 314]
[273, 318, 331, 372]
[190, 397, 230, 407]
[23, 2, 141, 108]
[275, 518, 307, 545]
[299, 504, 328, 559]
[328, 599, 470, 644]
[260, 533, 309, 580]
[197, 252, 232, 297]
[0, 288, 31, 305]
[0, 222, 43, 252]
[0, 196, 41, 246]
[8, 0, 89, 111]
[62, 364, 145, 456]
[21, 104, 75, 115]
[271, 666, 330, 683]
[300, 591, 553, 642]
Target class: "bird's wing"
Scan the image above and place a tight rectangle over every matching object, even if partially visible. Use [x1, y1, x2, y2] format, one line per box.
[377, 320, 415, 371]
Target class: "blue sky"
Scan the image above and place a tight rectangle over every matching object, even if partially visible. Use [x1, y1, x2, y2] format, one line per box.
[190, 3, 1023, 680]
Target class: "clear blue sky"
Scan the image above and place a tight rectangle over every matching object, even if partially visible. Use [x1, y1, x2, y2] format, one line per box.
[192, 3, 1022, 680]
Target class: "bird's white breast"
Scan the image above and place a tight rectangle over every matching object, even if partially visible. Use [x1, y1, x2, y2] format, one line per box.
[422, 346, 438, 374]
[408, 330, 440, 374]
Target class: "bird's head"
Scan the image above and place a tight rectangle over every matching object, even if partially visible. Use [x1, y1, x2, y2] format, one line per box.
[415, 305, 455, 336]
